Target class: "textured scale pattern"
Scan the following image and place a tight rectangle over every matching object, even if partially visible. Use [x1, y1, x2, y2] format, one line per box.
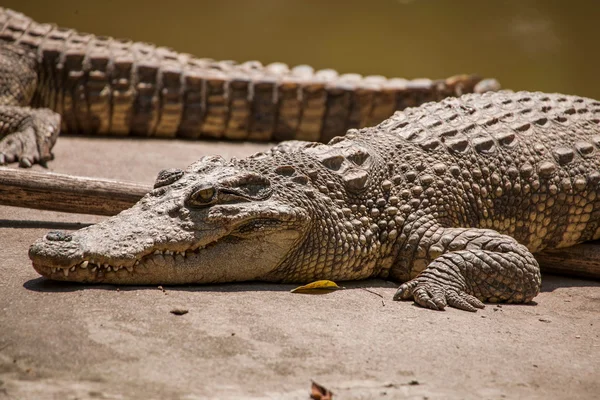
[0, 7, 497, 166]
[247, 91, 600, 309]
[29, 90, 600, 311]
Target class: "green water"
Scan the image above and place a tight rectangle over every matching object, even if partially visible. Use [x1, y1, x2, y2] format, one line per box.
[6, 0, 599, 98]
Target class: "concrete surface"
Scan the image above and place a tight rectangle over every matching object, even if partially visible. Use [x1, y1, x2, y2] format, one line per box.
[0, 137, 599, 400]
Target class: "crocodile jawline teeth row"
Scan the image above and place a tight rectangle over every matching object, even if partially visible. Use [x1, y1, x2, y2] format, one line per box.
[48, 245, 208, 275]
[50, 260, 140, 276]
[150, 245, 206, 258]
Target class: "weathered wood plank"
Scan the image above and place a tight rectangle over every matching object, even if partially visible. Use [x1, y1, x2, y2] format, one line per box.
[0, 167, 150, 216]
[536, 244, 600, 280]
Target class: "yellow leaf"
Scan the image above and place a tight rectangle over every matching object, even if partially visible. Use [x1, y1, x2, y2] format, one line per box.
[310, 380, 334, 399]
[291, 280, 344, 294]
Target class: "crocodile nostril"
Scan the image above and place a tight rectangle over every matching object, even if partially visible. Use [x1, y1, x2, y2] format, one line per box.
[46, 231, 72, 242]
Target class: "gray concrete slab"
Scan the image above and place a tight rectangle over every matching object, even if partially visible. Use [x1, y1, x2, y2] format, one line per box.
[1, 137, 599, 399]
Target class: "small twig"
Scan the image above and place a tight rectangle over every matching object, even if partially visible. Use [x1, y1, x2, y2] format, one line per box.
[358, 287, 384, 298]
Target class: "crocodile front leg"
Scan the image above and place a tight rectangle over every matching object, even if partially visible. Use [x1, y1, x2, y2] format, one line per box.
[393, 226, 542, 312]
[0, 45, 60, 167]
[0, 106, 60, 167]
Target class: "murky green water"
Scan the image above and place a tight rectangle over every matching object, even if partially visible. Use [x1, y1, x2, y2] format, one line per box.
[6, 0, 599, 99]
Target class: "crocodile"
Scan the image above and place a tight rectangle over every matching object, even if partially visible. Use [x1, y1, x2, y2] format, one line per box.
[0, 8, 499, 167]
[29, 90, 600, 311]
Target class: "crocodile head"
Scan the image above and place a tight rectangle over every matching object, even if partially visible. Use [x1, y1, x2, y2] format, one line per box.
[29, 156, 310, 284]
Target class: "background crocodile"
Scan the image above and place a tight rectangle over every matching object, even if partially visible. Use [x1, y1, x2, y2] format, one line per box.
[0, 8, 498, 167]
[29, 90, 600, 311]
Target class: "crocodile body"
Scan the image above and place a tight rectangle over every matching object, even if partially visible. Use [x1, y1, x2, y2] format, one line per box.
[0, 8, 498, 167]
[29, 91, 600, 311]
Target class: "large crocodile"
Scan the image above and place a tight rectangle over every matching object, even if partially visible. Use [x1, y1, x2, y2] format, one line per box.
[0, 8, 498, 167]
[29, 90, 600, 311]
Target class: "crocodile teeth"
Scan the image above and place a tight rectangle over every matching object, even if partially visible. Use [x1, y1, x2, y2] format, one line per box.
[153, 250, 161, 255]
[81, 261, 89, 269]
[70, 266, 76, 272]
[63, 268, 69, 277]
[126, 265, 133, 273]
[51, 267, 57, 274]
[164, 251, 173, 256]
[91, 267, 97, 272]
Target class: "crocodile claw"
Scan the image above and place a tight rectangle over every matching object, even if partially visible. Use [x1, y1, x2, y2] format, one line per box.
[394, 278, 485, 312]
[0, 107, 60, 168]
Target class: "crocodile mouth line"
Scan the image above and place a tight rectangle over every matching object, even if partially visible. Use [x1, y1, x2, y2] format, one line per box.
[34, 244, 213, 278]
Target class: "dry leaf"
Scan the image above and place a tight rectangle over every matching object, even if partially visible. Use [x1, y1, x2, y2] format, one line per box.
[310, 380, 333, 400]
[291, 280, 344, 294]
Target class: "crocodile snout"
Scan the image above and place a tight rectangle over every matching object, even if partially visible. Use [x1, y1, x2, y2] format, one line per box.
[30, 231, 83, 269]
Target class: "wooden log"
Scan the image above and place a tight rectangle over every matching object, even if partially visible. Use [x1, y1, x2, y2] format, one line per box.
[536, 244, 600, 280]
[1, 167, 600, 279]
[0, 167, 151, 216]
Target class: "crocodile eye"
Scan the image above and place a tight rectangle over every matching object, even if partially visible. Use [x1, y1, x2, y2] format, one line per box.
[187, 186, 216, 207]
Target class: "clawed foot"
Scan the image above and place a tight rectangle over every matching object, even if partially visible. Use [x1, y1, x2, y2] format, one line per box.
[393, 278, 485, 312]
[0, 127, 44, 167]
[0, 109, 60, 168]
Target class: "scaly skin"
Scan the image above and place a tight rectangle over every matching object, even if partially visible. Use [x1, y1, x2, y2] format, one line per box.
[0, 7, 499, 167]
[29, 91, 600, 311]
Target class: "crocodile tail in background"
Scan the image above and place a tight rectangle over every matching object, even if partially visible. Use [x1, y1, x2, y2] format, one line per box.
[0, 8, 501, 142]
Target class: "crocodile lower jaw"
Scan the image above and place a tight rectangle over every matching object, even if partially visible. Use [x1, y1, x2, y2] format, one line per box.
[32, 245, 209, 281]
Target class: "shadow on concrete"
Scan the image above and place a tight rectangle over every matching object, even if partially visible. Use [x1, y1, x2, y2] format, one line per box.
[23, 271, 599, 297]
[540, 274, 600, 293]
[25, 274, 598, 296]
[0, 219, 92, 230]
[23, 277, 396, 294]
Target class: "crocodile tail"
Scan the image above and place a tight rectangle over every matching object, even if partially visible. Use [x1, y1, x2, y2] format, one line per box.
[0, 7, 500, 142]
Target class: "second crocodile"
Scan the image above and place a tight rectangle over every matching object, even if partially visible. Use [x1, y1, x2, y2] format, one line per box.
[0, 8, 498, 167]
